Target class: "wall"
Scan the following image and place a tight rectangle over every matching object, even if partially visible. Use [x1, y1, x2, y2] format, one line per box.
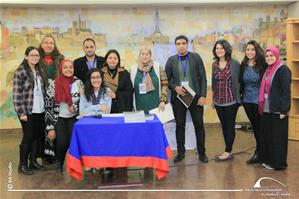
[288, 1, 299, 18]
[0, 4, 288, 129]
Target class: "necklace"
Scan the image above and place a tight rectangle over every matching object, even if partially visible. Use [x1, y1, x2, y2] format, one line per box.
[108, 70, 116, 77]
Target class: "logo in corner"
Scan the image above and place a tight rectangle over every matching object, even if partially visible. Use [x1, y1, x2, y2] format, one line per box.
[253, 177, 287, 188]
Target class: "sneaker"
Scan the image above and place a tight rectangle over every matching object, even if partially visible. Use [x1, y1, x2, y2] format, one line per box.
[265, 165, 274, 170]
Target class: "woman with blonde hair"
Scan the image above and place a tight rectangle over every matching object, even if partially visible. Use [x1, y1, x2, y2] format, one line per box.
[130, 47, 168, 113]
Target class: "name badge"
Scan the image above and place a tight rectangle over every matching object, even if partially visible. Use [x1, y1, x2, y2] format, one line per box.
[139, 83, 147, 94]
[181, 81, 189, 87]
[264, 93, 268, 99]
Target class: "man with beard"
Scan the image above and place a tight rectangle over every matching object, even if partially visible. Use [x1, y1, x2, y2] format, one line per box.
[165, 35, 208, 163]
[74, 38, 105, 83]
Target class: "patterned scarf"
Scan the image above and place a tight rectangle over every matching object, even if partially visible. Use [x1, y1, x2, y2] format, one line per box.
[137, 59, 155, 92]
[102, 66, 124, 92]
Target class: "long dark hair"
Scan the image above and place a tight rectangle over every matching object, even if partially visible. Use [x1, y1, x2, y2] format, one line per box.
[103, 49, 121, 68]
[241, 40, 266, 74]
[84, 68, 106, 102]
[212, 39, 232, 61]
[18, 46, 48, 90]
[38, 34, 62, 59]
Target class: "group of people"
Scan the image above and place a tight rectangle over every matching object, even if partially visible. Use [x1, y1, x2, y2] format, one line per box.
[13, 34, 291, 176]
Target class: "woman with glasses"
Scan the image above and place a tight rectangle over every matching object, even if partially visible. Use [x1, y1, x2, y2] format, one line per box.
[13, 46, 48, 175]
[79, 68, 112, 117]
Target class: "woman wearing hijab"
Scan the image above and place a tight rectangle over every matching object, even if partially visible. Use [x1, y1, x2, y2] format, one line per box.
[45, 59, 83, 171]
[259, 47, 291, 170]
[130, 47, 168, 113]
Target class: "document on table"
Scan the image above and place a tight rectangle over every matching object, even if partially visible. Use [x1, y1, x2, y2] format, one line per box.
[123, 110, 146, 123]
[102, 113, 124, 117]
[149, 103, 174, 124]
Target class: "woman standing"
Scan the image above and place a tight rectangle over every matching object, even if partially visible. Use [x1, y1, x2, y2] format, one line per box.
[259, 47, 291, 170]
[13, 46, 48, 175]
[101, 49, 133, 181]
[101, 49, 134, 113]
[80, 68, 112, 117]
[240, 40, 266, 164]
[211, 39, 241, 161]
[39, 34, 64, 165]
[38, 34, 64, 80]
[45, 60, 83, 171]
[130, 47, 168, 113]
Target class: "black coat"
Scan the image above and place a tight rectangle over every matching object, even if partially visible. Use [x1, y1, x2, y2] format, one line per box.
[74, 55, 105, 83]
[101, 67, 134, 113]
[268, 65, 292, 115]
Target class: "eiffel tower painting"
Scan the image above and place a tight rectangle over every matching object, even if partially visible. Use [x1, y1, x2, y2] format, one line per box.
[145, 8, 169, 44]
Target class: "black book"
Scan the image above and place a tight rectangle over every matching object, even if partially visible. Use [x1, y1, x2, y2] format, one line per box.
[177, 85, 196, 108]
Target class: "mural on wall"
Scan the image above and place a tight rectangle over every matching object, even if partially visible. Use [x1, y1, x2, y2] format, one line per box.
[0, 5, 288, 129]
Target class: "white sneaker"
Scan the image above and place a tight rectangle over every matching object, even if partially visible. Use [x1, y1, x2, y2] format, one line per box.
[265, 165, 274, 170]
[262, 163, 269, 167]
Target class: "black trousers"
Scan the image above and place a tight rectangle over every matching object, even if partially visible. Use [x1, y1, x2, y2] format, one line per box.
[172, 97, 206, 155]
[55, 116, 77, 163]
[260, 113, 288, 169]
[215, 103, 239, 153]
[19, 113, 45, 163]
[243, 103, 261, 154]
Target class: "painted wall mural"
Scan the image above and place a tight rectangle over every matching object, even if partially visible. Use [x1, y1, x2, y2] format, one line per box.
[0, 5, 288, 129]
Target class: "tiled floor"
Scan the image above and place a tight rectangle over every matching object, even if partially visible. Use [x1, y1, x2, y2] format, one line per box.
[1, 127, 298, 199]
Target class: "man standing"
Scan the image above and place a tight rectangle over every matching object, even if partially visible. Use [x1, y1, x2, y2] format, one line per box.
[165, 35, 208, 163]
[74, 38, 105, 83]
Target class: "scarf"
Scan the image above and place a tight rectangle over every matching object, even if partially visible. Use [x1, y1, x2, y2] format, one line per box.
[258, 47, 281, 114]
[102, 66, 124, 92]
[137, 59, 155, 92]
[44, 55, 54, 66]
[54, 60, 75, 106]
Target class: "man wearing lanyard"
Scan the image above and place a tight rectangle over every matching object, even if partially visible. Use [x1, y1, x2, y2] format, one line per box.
[165, 35, 208, 163]
[74, 38, 105, 83]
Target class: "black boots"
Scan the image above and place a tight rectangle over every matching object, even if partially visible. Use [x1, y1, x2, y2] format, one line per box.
[18, 144, 33, 175]
[198, 153, 209, 163]
[174, 153, 185, 162]
[29, 140, 46, 171]
[246, 150, 260, 164]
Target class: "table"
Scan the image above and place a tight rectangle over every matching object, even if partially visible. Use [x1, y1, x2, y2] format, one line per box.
[66, 116, 172, 181]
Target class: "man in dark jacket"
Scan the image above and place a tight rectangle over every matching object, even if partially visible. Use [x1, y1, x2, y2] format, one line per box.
[74, 38, 105, 83]
[165, 35, 208, 163]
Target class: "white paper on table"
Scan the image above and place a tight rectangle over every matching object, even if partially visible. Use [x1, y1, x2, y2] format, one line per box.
[102, 113, 124, 117]
[149, 103, 174, 124]
[123, 110, 146, 123]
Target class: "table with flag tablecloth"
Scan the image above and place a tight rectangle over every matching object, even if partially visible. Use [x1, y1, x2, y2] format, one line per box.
[66, 116, 172, 181]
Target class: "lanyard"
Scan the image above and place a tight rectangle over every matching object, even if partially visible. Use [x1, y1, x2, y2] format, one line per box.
[70, 83, 72, 93]
[178, 54, 188, 78]
[86, 58, 97, 70]
[142, 72, 148, 83]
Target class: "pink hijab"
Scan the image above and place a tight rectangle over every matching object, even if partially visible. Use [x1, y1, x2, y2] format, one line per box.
[258, 46, 282, 114]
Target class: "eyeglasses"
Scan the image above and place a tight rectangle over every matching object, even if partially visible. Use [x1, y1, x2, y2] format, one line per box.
[91, 76, 102, 80]
[29, 54, 40, 58]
